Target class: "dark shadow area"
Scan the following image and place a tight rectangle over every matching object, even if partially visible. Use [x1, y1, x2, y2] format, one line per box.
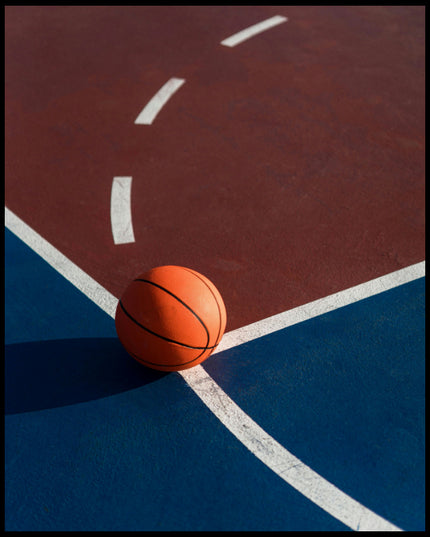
[5, 338, 169, 414]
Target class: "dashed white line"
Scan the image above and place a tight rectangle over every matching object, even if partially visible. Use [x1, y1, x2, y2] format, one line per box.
[110, 176, 135, 245]
[135, 77, 185, 125]
[5, 206, 420, 531]
[221, 15, 288, 47]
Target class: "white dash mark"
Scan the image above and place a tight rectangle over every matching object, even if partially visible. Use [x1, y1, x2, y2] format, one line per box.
[110, 176, 135, 245]
[135, 77, 185, 125]
[221, 15, 288, 47]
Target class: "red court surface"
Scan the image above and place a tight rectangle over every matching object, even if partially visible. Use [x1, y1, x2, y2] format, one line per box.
[5, 6, 425, 532]
[5, 5, 424, 330]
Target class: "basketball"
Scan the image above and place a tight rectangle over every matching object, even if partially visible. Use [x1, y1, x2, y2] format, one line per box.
[115, 265, 227, 371]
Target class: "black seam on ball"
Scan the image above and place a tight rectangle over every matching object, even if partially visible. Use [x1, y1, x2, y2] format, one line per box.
[133, 278, 210, 348]
[181, 267, 224, 346]
[119, 299, 216, 350]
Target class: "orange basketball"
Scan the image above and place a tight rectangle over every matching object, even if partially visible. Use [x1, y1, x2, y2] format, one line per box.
[115, 265, 227, 371]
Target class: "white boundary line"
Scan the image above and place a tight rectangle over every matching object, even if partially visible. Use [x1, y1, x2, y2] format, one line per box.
[5, 207, 118, 318]
[221, 15, 288, 47]
[110, 176, 135, 244]
[215, 261, 425, 354]
[181, 366, 399, 531]
[135, 77, 185, 125]
[5, 206, 422, 531]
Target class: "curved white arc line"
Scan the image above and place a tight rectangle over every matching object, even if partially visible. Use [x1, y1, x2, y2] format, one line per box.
[5, 206, 419, 531]
[111, 176, 135, 244]
[221, 15, 288, 47]
[180, 365, 402, 532]
[135, 77, 185, 125]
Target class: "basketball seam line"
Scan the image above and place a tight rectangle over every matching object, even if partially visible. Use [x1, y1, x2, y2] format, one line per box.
[130, 350, 207, 369]
[133, 277, 211, 348]
[119, 299, 216, 351]
[181, 267, 224, 346]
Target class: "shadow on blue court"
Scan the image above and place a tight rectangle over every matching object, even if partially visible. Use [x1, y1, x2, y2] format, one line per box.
[5, 338, 168, 414]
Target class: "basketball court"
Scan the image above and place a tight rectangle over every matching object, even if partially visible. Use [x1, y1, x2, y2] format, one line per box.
[5, 6, 425, 531]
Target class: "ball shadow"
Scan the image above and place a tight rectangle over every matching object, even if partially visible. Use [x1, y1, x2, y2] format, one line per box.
[5, 337, 169, 415]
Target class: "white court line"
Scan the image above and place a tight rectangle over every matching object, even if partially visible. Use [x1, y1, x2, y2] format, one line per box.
[181, 367, 400, 531]
[215, 261, 425, 354]
[111, 176, 135, 245]
[221, 15, 288, 47]
[5, 207, 118, 318]
[5, 206, 422, 530]
[135, 77, 185, 125]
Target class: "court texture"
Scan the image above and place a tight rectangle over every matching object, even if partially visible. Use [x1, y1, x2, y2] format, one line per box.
[4, 6, 425, 532]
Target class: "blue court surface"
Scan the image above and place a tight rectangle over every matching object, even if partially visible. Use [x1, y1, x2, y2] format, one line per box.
[4, 226, 425, 531]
